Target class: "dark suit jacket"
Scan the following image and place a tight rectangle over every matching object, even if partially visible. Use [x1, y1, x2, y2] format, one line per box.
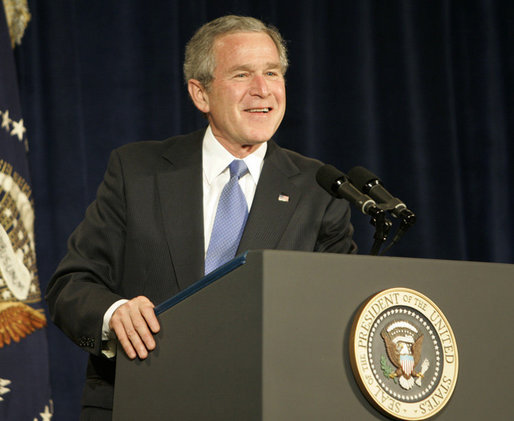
[46, 128, 355, 411]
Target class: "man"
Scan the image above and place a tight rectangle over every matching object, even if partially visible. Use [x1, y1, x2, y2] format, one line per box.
[46, 15, 356, 419]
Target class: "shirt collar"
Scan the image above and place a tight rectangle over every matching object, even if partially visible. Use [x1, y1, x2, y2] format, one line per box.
[202, 125, 267, 184]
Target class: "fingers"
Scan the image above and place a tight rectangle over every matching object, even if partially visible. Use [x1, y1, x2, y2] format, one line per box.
[109, 296, 160, 360]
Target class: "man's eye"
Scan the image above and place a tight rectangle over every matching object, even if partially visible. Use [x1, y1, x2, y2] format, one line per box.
[235, 73, 248, 78]
[266, 71, 282, 78]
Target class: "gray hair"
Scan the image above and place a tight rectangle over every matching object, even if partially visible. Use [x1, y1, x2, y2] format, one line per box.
[184, 15, 288, 89]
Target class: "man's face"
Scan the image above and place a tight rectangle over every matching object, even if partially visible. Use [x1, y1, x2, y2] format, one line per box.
[190, 32, 286, 156]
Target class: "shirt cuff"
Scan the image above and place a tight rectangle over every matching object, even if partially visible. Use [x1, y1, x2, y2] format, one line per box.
[102, 299, 128, 340]
[101, 299, 128, 358]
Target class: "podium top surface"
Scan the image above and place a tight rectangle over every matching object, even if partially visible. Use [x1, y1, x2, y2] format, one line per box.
[154, 250, 512, 316]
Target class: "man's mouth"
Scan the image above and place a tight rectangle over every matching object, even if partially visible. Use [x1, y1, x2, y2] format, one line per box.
[246, 107, 271, 113]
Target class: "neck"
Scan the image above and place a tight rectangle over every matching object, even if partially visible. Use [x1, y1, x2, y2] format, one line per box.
[215, 138, 266, 159]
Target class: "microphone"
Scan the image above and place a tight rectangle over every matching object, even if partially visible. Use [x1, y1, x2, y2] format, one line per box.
[316, 164, 382, 217]
[347, 166, 416, 224]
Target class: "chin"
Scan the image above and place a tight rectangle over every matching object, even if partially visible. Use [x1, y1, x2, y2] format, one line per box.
[242, 137, 271, 146]
[245, 128, 279, 143]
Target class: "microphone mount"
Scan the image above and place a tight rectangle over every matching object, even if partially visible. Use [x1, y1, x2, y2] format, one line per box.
[369, 208, 392, 256]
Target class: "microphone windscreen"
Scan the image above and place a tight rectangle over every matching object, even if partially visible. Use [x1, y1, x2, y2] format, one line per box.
[316, 164, 346, 194]
[348, 166, 379, 190]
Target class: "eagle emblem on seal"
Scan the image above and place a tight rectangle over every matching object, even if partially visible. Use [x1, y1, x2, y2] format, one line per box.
[381, 320, 430, 390]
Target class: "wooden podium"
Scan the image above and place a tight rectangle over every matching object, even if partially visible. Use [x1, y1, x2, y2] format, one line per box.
[113, 250, 514, 420]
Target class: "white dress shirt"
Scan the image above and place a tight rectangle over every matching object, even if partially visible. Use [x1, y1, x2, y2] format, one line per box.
[202, 125, 266, 253]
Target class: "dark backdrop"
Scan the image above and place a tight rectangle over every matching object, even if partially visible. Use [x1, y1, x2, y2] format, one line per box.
[13, 1, 513, 419]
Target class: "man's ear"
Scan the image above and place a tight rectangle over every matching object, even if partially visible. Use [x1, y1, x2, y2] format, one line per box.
[187, 79, 210, 113]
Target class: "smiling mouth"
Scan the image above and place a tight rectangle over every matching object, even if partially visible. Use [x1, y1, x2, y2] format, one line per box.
[246, 107, 271, 113]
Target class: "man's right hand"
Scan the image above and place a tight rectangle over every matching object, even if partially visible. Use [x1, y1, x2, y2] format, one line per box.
[109, 295, 160, 360]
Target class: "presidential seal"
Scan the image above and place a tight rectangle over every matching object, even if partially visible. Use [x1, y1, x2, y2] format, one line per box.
[349, 288, 458, 420]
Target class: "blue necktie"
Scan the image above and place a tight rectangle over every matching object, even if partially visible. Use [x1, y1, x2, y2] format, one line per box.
[205, 160, 249, 274]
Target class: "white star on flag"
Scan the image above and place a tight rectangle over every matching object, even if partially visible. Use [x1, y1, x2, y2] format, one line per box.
[11, 118, 26, 140]
[1, 110, 12, 129]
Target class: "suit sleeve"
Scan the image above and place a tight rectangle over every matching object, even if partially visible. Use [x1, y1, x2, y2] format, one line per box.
[315, 195, 357, 254]
[45, 149, 128, 356]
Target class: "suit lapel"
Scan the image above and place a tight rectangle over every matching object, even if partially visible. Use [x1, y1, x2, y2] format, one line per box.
[237, 141, 301, 253]
[157, 130, 205, 290]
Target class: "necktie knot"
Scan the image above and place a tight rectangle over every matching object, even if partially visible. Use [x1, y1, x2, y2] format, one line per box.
[229, 159, 248, 180]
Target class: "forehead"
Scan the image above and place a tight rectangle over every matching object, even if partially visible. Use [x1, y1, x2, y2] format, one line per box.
[212, 32, 280, 66]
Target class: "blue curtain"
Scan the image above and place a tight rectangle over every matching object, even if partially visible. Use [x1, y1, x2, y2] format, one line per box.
[13, 1, 513, 419]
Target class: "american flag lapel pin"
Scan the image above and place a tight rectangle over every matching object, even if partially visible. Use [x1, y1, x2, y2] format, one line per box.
[278, 193, 289, 203]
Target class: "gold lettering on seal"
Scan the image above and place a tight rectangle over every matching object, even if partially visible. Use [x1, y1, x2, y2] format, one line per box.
[429, 310, 455, 364]
[358, 292, 400, 348]
[418, 376, 452, 415]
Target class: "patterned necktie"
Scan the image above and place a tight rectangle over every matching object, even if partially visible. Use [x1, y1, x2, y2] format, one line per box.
[205, 159, 249, 275]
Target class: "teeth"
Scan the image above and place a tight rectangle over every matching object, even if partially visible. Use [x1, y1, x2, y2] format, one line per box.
[247, 108, 270, 113]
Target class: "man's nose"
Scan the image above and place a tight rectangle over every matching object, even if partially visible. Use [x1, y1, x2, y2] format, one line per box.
[249, 75, 270, 97]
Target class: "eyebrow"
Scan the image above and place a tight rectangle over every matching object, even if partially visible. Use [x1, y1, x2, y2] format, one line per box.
[227, 62, 282, 73]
